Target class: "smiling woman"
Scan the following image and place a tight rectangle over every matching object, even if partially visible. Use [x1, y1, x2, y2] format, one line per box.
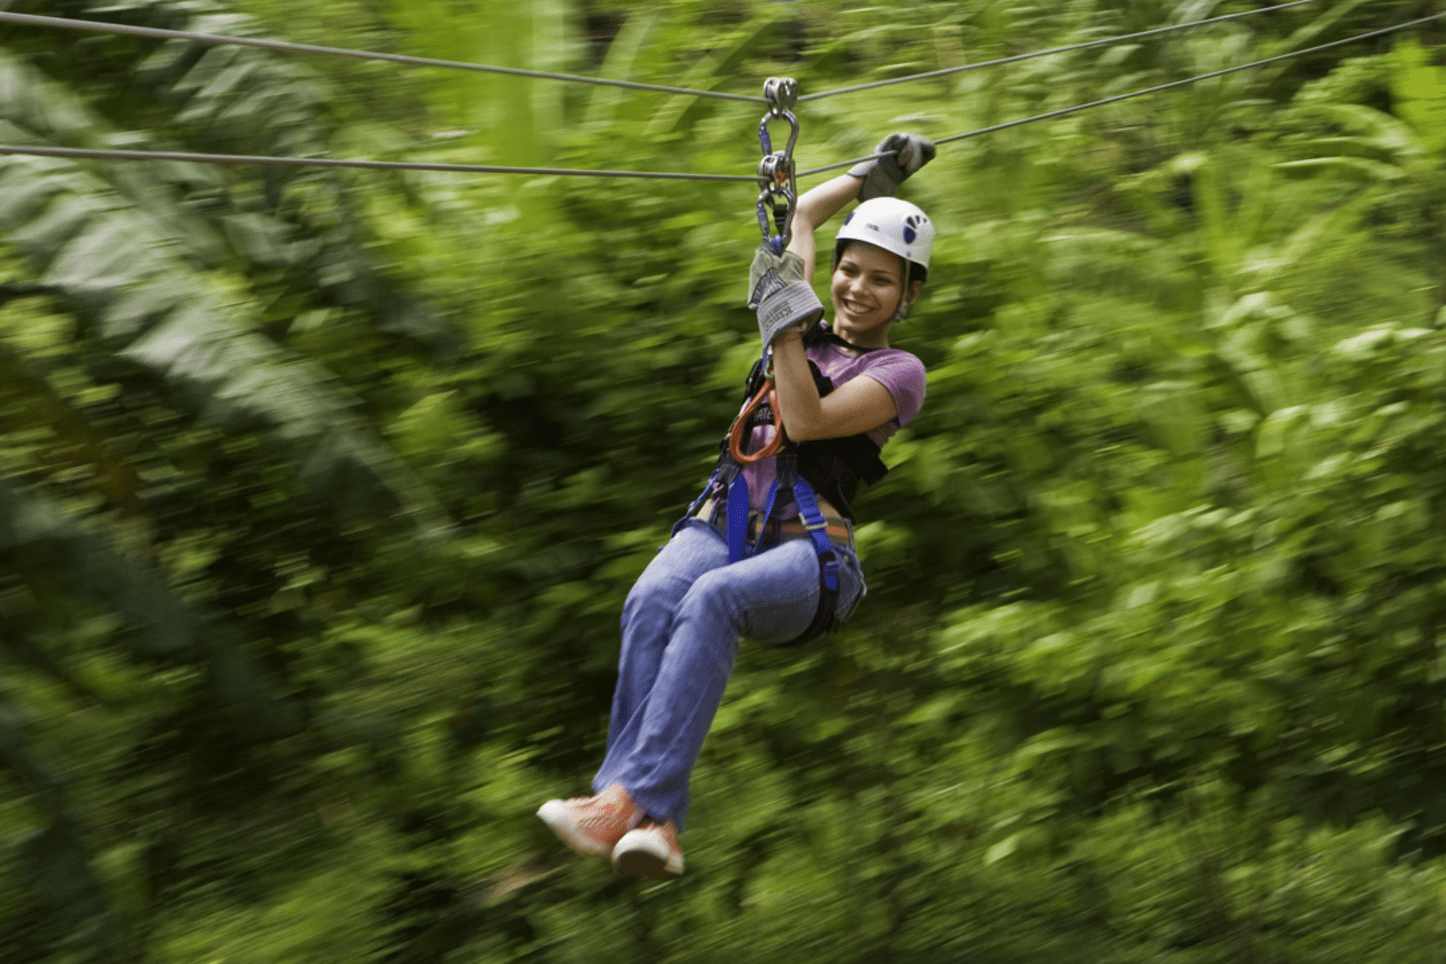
[832, 243, 917, 340]
[770, 190, 935, 441]
[536, 132, 936, 881]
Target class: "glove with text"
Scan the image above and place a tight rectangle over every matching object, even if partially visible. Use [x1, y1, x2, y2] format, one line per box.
[748, 244, 823, 350]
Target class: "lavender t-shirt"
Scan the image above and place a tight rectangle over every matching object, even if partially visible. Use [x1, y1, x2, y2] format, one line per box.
[739, 324, 927, 517]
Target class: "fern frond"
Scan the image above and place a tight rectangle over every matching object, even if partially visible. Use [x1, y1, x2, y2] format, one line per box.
[0, 52, 450, 530]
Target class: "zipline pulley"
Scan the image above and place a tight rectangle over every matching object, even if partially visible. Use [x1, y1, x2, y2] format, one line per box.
[756, 77, 799, 255]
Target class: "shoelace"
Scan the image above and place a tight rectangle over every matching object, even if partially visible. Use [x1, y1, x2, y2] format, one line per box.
[577, 798, 637, 831]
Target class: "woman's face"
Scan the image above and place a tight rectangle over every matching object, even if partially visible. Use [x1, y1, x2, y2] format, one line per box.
[830, 241, 908, 334]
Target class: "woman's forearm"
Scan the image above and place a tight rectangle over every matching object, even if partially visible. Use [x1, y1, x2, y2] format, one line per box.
[771, 330, 899, 441]
[787, 174, 862, 281]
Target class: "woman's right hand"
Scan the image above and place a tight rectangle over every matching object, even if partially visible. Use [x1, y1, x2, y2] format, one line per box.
[749, 244, 823, 349]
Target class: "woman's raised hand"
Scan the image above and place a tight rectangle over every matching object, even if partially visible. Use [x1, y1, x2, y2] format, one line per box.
[848, 132, 936, 202]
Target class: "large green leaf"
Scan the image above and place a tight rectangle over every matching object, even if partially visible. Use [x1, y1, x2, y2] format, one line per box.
[0, 476, 199, 659]
[1392, 37, 1446, 156]
[0, 53, 450, 530]
[0, 477, 306, 741]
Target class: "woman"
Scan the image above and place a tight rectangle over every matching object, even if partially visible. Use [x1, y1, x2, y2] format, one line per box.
[538, 133, 936, 879]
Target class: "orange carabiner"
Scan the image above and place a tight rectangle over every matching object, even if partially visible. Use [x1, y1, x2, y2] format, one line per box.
[728, 377, 783, 465]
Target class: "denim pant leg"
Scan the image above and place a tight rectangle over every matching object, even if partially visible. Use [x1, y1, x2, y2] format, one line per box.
[594, 520, 851, 831]
[597, 521, 730, 768]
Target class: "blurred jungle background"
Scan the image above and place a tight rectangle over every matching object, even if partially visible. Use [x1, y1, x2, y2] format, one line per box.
[4, 0, 1446, 960]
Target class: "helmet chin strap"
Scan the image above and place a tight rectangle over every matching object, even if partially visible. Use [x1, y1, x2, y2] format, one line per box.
[890, 261, 913, 323]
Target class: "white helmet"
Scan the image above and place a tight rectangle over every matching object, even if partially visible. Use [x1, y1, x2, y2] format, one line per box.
[833, 197, 934, 322]
[833, 197, 934, 271]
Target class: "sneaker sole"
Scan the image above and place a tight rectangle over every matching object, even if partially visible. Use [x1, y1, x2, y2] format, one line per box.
[536, 802, 615, 859]
[612, 839, 683, 879]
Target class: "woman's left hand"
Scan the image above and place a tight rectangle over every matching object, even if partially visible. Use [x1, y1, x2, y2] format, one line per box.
[848, 132, 936, 202]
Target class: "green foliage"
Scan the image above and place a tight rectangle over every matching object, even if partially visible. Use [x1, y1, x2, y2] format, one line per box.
[1392, 37, 1446, 155]
[5, 1, 1446, 962]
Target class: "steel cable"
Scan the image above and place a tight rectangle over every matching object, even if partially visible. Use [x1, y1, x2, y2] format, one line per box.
[4, 12, 1439, 185]
[0, 10, 767, 104]
[799, 0, 1321, 102]
[0, 143, 760, 181]
[800, 14, 1446, 178]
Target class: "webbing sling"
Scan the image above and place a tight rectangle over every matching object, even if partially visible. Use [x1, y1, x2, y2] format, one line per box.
[768, 452, 840, 644]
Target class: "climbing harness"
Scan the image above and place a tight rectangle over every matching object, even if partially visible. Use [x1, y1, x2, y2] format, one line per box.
[687, 328, 891, 646]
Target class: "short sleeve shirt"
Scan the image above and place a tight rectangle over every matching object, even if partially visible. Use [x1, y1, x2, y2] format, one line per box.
[739, 323, 927, 517]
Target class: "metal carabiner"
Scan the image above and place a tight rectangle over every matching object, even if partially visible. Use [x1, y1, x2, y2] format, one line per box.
[753, 79, 800, 253]
[758, 109, 799, 160]
[755, 184, 795, 254]
[728, 365, 784, 464]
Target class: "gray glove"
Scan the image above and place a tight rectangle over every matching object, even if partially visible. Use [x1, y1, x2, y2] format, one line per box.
[847, 132, 936, 202]
[748, 244, 822, 350]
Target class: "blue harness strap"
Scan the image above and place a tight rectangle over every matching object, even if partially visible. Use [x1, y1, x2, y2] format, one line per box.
[791, 473, 839, 595]
[770, 452, 841, 646]
[727, 472, 751, 564]
[677, 450, 843, 646]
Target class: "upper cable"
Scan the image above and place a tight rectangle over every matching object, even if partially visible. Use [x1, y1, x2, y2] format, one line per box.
[6, 7, 1441, 186]
[799, 13, 1446, 178]
[799, 0, 1321, 102]
[0, 10, 767, 104]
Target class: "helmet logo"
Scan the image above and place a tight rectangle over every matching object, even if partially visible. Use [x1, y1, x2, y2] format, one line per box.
[903, 214, 927, 244]
[842, 210, 855, 225]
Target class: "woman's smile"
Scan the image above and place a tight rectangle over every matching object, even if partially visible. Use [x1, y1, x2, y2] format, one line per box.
[830, 241, 905, 344]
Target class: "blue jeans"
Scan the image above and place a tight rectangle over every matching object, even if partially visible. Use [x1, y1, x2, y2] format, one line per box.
[592, 518, 865, 831]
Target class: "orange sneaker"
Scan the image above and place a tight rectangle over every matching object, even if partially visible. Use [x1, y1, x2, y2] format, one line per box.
[536, 784, 642, 859]
[612, 820, 684, 879]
